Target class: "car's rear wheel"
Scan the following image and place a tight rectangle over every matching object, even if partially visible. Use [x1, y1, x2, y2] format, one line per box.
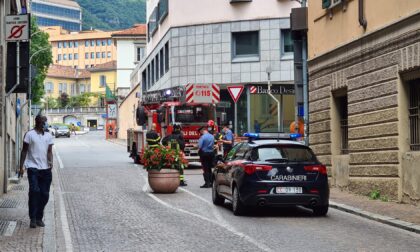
[312, 205, 329, 216]
[232, 186, 246, 216]
[212, 181, 224, 206]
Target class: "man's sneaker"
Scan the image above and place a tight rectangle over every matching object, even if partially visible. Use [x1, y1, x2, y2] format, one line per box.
[200, 184, 211, 188]
[30, 219, 37, 228]
[36, 220, 45, 227]
[180, 181, 187, 186]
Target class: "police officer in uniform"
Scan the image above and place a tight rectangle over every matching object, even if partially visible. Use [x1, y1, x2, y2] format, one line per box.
[162, 124, 187, 186]
[146, 123, 161, 148]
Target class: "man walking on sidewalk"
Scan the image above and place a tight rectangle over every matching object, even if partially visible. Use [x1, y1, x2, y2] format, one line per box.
[19, 115, 54, 228]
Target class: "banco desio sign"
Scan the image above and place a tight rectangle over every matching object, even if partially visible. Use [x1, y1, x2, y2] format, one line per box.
[5, 15, 29, 41]
[249, 84, 294, 95]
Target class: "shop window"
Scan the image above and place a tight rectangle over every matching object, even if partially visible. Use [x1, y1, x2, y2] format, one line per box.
[232, 31, 259, 62]
[281, 29, 294, 54]
[409, 80, 420, 151]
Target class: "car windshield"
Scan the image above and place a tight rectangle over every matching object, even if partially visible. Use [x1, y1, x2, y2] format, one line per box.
[254, 145, 316, 162]
[58, 126, 68, 130]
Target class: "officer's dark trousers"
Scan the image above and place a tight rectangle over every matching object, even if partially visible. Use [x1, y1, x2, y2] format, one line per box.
[27, 168, 52, 221]
[200, 152, 214, 185]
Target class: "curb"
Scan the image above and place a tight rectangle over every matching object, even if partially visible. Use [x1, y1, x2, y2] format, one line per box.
[106, 139, 126, 147]
[330, 201, 420, 234]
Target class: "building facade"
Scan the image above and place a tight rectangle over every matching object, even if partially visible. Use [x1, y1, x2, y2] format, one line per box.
[42, 26, 117, 69]
[111, 24, 147, 98]
[30, 0, 82, 31]
[308, 0, 420, 204]
[45, 64, 91, 99]
[88, 60, 117, 106]
[131, 0, 299, 135]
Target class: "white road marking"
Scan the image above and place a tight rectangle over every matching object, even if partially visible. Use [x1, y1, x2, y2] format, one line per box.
[53, 146, 64, 169]
[3, 221, 16, 236]
[141, 176, 273, 252]
[58, 187, 73, 252]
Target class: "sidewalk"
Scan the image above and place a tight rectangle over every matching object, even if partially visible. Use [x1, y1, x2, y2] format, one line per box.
[107, 137, 126, 147]
[330, 187, 420, 233]
[0, 178, 44, 251]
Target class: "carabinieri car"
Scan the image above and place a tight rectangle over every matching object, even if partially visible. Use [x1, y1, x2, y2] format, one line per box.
[212, 133, 329, 216]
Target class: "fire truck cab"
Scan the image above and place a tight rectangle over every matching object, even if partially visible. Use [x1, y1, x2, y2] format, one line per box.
[129, 84, 222, 167]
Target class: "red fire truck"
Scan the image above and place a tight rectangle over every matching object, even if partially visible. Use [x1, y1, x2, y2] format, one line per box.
[129, 84, 222, 166]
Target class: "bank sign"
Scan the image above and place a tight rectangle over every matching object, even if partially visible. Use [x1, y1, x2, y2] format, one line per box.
[249, 85, 294, 95]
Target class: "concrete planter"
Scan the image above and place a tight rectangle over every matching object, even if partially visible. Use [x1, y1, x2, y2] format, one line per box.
[148, 169, 180, 193]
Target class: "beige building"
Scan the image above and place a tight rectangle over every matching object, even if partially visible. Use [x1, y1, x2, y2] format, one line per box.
[308, 0, 420, 204]
[117, 84, 141, 140]
[45, 64, 91, 99]
[41, 26, 117, 69]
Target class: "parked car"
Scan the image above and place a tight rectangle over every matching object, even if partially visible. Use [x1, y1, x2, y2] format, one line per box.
[212, 133, 329, 216]
[55, 125, 71, 138]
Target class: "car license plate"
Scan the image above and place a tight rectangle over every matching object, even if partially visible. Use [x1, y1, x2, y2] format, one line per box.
[276, 187, 302, 194]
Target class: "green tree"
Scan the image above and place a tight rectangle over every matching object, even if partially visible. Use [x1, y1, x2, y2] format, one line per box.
[58, 92, 69, 107]
[46, 97, 58, 109]
[30, 17, 53, 104]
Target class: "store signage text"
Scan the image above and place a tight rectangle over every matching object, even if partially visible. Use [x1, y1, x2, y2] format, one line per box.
[249, 85, 294, 95]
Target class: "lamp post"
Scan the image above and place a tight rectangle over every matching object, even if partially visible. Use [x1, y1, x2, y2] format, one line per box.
[266, 66, 281, 132]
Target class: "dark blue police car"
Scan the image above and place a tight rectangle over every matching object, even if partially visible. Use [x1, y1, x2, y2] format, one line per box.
[212, 133, 329, 216]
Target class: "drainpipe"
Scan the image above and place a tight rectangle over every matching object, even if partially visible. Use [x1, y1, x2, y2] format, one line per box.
[358, 0, 367, 29]
[302, 0, 309, 146]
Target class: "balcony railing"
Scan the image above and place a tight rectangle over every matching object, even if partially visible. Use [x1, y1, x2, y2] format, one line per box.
[46, 107, 106, 114]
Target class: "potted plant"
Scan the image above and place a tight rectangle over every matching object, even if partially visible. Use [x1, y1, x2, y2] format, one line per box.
[141, 145, 188, 193]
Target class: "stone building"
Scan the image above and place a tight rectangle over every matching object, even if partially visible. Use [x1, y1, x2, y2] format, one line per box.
[307, 0, 420, 204]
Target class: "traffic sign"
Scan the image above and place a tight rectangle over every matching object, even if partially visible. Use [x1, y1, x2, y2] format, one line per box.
[6, 15, 29, 41]
[77, 121, 82, 127]
[227, 85, 244, 103]
[185, 84, 220, 104]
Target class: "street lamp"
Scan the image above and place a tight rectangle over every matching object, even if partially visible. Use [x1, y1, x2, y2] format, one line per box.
[266, 66, 281, 132]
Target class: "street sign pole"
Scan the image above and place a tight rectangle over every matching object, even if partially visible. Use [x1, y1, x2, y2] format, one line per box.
[227, 85, 244, 135]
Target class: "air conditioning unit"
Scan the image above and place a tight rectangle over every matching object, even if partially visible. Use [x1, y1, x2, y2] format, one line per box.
[322, 0, 342, 9]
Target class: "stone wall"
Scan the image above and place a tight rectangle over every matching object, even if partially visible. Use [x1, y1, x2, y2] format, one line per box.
[308, 12, 420, 202]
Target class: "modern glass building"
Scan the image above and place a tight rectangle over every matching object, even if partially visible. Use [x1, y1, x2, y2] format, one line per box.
[30, 0, 82, 31]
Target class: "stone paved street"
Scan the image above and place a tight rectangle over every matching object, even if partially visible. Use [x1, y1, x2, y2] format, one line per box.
[53, 132, 420, 251]
[1, 132, 420, 252]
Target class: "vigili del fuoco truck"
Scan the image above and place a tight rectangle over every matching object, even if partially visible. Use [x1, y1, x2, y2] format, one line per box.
[128, 84, 224, 167]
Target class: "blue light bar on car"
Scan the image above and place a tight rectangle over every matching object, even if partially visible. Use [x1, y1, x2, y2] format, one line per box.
[290, 133, 302, 139]
[243, 132, 259, 139]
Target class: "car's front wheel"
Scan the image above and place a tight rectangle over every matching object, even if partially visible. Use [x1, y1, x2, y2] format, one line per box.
[212, 181, 224, 206]
[312, 205, 329, 216]
[232, 185, 246, 216]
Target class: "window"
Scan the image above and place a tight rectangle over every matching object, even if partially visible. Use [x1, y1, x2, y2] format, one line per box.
[63, 42, 68, 48]
[151, 59, 155, 85]
[63, 54, 67, 60]
[74, 41, 79, 48]
[102, 52, 106, 58]
[58, 54, 62, 61]
[69, 54, 73, 60]
[158, 0, 168, 23]
[85, 53, 89, 59]
[164, 42, 169, 73]
[91, 40, 95, 46]
[91, 52, 95, 59]
[107, 51, 111, 58]
[58, 42, 62, 48]
[96, 52, 101, 58]
[409, 80, 420, 151]
[159, 49, 164, 77]
[74, 53, 79, 59]
[69, 41, 73, 48]
[85, 40, 89, 47]
[142, 71, 147, 91]
[71, 83, 76, 95]
[251, 146, 315, 162]
[100, 75, 106, 87]
[333, 92, 348, 154]
[281, 29, 294, 54]
[155, 55, 160, 81]
[45, 82, 54, 93]
[59, 83, 68, 94]
[96, 40, 101, 46]
[107, 39, 112, 46]
[80, 84, 85, 93]
[102, 40, 106, 46]
[136, 47, 145, 62]
[232, 31, 259, 61]
[148, 7, 158, 38]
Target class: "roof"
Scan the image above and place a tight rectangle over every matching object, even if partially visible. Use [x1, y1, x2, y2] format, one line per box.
[111, 24, 147, 37]
[33, 0, 80, 9]
[48, 30, 114, 42]
[88, 61, 117, 72]
[248, 139, 305, 147]
[46, 65, 90, 79]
